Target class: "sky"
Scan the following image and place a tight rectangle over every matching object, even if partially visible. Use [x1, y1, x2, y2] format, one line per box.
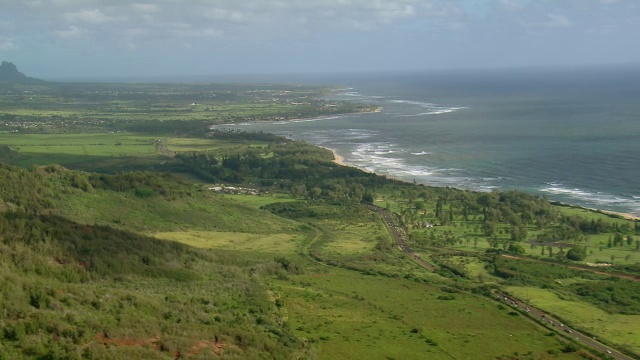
[0, 0, 639, 79]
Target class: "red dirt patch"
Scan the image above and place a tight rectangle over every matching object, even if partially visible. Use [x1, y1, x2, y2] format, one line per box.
[186, 339, 226, 357]
[96, 332, 161, 350]
[95, 333, 233, 358]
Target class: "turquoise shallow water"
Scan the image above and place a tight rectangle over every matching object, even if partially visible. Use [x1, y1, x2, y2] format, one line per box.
[220, 66, 640, 216]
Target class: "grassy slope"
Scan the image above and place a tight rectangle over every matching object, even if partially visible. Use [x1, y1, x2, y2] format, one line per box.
[506, 286, 640, 355]
[58, 188, 298, 234]
[0, 213, 307, 359]
[0, 136, 627, 358]
[276, 270, 576, 360]
[193, 196, 586, 359]
[2, 80, 636, 358]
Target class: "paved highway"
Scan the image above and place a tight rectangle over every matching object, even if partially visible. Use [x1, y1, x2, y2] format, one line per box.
[364, 204, 635, 360]
[365, 204, 437, 271]
[494, 291, 634, 360]
[365, 205, 634, 360]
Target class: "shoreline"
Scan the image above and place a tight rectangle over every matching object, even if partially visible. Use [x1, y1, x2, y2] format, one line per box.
[322, 145, 639, 221]
[601, 210, 640, 221]
[213, 110, 639, 221]
[319, 146, 346, 166]
[331, 149, 346, 166]
[212, 107, 382, 129]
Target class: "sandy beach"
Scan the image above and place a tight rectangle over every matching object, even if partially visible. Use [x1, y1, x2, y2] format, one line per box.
[331, 149, 345, 165]
[320, 146, 346, 166]
[602, 210, 640, 221]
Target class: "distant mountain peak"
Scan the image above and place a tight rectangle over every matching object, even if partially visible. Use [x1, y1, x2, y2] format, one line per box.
[0, 61, 44, 83]
[0, 61, 26, 77]
[1, 61, 19, 71]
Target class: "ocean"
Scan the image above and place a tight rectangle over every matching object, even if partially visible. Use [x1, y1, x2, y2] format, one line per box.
[219, 65, 640, 216]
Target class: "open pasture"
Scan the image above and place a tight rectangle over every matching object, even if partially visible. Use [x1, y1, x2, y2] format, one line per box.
[0, 133, 159, 156]
[274, 268, 584, 360]
[223, 193, 297, 209]
[313, 222, 379, 256]
[505, 286, 640, 355]
[0, 133, 161, 168]
[154, 231, 301, 254]
[166, 137, 272, 155]
[58, 189, 299, 235]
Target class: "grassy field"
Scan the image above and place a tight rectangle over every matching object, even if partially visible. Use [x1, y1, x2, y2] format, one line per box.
[0, 103, 333, 122]
[440, 231, 639, 266]
[374, 190, 639, 266]
[0, 133, 162, 169]
[159, 224, 588, 359]
[0, 133, 159, 154]
[274, 268, 584, 360]
[150, 194, 590, 359]
[223, 193, 298, 209]
[505, 286, 640, 355]
[57, 188, 300, 235]
[154, 231, 302, 254]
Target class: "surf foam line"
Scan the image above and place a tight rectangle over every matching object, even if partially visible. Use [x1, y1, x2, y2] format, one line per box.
[347, 143, 489, 191]
[541, 182, 640, 215]
[389, 99, 466, 117]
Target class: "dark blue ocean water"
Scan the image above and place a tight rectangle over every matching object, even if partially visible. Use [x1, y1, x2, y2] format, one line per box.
[221, 66, 640, 216]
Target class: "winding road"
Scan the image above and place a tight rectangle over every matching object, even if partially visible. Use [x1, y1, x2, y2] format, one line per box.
[365, 203, 635, 360]
[494, 291, 634, 360]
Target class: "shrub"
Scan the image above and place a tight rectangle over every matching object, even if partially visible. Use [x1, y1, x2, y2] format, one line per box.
[566, 247, 587, 261]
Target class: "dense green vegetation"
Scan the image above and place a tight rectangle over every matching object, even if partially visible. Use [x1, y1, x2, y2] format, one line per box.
[1, 79, 638, 359]
[490, 257, 640, 314]
[0, 211, 307, 359]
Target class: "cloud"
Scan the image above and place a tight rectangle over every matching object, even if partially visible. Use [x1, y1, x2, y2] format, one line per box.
[54, 25, 86, 39]
[542, 14, 572, 28]
[524, 13, 573, 29]
[201, 8, 249, 23]
[170, 28, 223, 38]
[4, 0, 434, 38]
[123, 28, 147, 37]
[0, 36, 16, 51]
[0, 20, 15, 30]
[499, 0, 526, 11]
[63, 9, 124, 24]
[191, 0, 423, 31]
[131, 3, 160, 13]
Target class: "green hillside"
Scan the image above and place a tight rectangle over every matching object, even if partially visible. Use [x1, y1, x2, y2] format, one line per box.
[1, 80, 638, 359]
[0, 212, 306, 359]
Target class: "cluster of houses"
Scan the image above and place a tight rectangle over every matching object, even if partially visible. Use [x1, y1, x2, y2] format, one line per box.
[207, 185, 261, 195]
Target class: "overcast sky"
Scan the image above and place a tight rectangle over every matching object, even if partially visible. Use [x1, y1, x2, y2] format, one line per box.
[0, 0, 638, 78]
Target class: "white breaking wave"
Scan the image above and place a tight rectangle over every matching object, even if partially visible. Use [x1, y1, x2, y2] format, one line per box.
[335, 91, 385, 101]
[390, 99, 466, 117]
[390, 100, 437, 106]
[348, 143, 472, 185]
[216, 115, 344, 127]
[411, 151, 432, 156]
[541, 182, 640, 214]
[414, 107, 467, 116]
[283, 115, 342, 124]
[302, 129, 378, 145]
